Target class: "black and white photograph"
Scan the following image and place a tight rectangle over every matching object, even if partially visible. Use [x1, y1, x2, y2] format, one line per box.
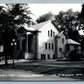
[0, 3, 84, 81]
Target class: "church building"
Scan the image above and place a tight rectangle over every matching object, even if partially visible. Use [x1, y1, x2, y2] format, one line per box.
[21, 20, 81, 60]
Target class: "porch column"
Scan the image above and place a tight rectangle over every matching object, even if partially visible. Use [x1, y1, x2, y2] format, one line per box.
[25, 33, 29, 59]
[34, 33, 38, 59]
[25, 32, 32, 59]
[26, 34, 28, 52]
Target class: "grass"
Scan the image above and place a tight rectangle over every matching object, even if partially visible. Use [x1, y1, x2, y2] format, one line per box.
[0, 60, 84, 80]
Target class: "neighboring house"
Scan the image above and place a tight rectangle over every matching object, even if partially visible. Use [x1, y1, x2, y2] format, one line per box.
[66, 39, 81, 59]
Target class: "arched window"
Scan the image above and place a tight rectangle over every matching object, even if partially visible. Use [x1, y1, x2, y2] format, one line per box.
[48, 31, 49, 37]
[51, 30, 52, 37]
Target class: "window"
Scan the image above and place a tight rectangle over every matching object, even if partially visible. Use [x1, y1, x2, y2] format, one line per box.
[51, 30, 52, 37]
[45, 43, 47, 49]
[48, 30, 55, 37]
[48, 31, 49, 37]
[53, 32, 55, 37]
[52, 43, 54, 49]
[47, 54, 50, 59]
[62, 38, 64, 44]
[49, 43, 50, 49]
[41, 54, 46, 60]
[59, 48, 62, 52]
[53, 54, 55, 59]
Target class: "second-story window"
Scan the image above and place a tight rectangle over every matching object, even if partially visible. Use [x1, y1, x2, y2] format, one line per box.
[48, 30, 55, 37]
[51, 30, 52, 37]
[48, 31, 49, 37]
[45, 43, 47, 49]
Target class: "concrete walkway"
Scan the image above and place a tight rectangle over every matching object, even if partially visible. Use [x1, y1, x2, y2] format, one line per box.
[0, 69, 79, 81]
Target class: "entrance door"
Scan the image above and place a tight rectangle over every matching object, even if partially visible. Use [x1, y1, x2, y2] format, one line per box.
[41, 54, 46, 60]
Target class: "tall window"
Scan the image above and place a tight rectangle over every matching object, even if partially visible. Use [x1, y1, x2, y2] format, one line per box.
[52, 43, 54, 49]
[48, 31, 49, 37]
[51, 30, 52, 37]
[48, 30, 55, 37]
[49, 43, 50, 49]
[45, 43, 47, 49]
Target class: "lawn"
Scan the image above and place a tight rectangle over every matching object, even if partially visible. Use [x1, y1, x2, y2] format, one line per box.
[0, 60, 84, 81]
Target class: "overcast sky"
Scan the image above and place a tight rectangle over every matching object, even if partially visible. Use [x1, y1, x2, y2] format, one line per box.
[29, 4, 82, 21]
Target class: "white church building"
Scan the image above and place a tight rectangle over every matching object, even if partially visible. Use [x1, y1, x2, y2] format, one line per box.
[0, 20, 81, 60]
[22, 20, 81, 60]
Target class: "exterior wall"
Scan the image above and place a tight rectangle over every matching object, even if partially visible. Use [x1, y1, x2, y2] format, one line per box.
[56, 34, 66, 59]
[37, 21, 59, 60]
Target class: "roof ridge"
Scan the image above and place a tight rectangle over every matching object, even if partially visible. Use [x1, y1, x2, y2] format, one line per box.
[67, 39, 80, 45]
[31, 20, 50, 30]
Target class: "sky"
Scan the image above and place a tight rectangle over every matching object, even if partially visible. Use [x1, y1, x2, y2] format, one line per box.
[29, 4, 82, 21]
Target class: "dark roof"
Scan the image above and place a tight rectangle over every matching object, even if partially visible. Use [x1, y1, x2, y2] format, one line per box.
[51, 20, 61, 32]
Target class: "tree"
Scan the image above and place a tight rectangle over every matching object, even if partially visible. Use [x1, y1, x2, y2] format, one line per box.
[0, 4, 32, 65]
[79, 4, 84, 56]
[36, 12, 54, 23]
[54, 9, 80, 42]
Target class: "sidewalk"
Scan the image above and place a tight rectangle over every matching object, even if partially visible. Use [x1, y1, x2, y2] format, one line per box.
[0, 69, 79, 81]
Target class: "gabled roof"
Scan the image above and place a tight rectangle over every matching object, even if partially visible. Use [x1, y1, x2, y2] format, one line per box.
[24, 25, 35, 31]
[67, 39, 80, 45]
[31, 20, 50, 30]
[30, 20, 61, 32]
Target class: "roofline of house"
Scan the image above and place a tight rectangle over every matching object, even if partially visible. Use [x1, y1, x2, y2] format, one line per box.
[51, 20, 61, 32]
